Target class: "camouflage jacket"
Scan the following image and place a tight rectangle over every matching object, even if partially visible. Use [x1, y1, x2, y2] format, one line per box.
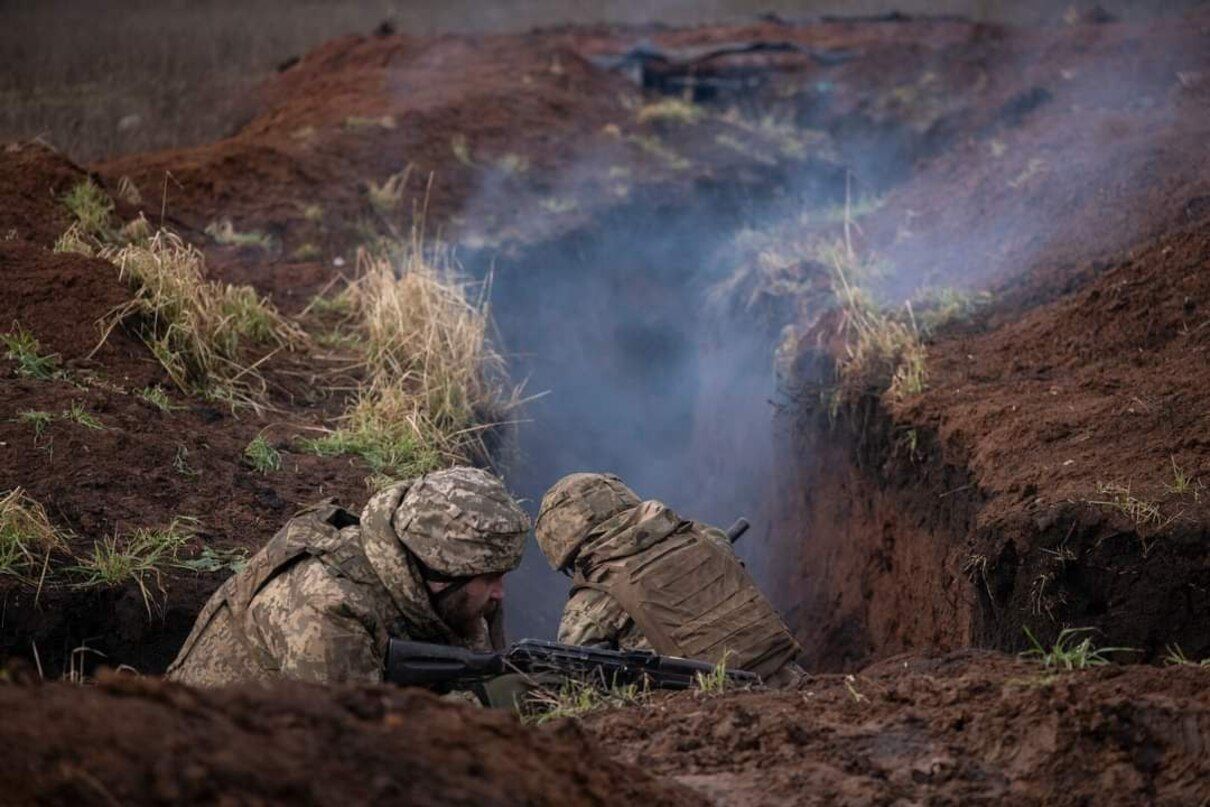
[168, 487, 490, 687]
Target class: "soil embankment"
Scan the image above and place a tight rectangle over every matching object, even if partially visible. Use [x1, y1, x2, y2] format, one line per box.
[0, 672, 696, 806]
[770, 8, 1210, 668]
[584, 650, 1210, 805]
[1, 9, 1208, 804]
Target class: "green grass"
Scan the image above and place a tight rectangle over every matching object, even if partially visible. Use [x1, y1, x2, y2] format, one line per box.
[61, 401, 104, 430]
[62, 178, 114, 238]
[1020, 626, 1134, 670]
[204, 219, 274, 251]
[524, 677, 649, 725]
[243, 434, 282, 473]
[291, 243, 322, 261]
[821, 241, 927, 407]
[297, 418, 442, 482]
[52, 224, 97, 256]
[345, 115, 396, 131]
[138, 386, 177, 412]
[367, 169, 412, 216]
[1163, 644, 1210, 668]
[626, 133, 690, 171]
[693, 652, 734, 694]
[912, 287, 993, 335]
[71, 518, 196, 612]
[17, 410, 53, 438]
[2, 328, 61, 379]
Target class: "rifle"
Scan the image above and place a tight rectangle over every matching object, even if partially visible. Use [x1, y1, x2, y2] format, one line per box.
[725, 517, 750, 543]
[385, 638, 760, 692]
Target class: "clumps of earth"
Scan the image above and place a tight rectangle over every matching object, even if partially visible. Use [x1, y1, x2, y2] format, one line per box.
[1, 7, 1208, 805]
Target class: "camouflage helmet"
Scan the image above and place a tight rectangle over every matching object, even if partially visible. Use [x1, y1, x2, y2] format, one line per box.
[388, 466, 530, 578]
[535, 472, 640, 570]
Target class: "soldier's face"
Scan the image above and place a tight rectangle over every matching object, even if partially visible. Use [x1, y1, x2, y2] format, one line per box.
[434, 572, 505, 637]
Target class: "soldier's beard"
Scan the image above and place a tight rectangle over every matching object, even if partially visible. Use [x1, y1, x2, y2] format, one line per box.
[435, 586, 492, 640]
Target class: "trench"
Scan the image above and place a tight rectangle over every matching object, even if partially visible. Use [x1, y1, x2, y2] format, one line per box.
[468, 88, 958, 644]
[472, 189, 817, 639]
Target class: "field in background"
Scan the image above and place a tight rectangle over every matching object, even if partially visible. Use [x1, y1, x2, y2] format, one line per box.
[1, 0, 1200, 162]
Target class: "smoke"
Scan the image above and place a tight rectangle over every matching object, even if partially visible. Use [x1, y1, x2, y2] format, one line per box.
[451, 13, 1209, 641]
[465, 189, 791, 639]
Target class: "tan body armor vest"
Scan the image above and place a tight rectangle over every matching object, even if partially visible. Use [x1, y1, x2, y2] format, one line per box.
[168, 502, 363, 676]
[573, 527, 801, 681]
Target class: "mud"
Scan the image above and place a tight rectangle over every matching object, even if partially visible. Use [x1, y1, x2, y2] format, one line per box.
[583, 650, 1210, 805]
[0, 672, 696, 806]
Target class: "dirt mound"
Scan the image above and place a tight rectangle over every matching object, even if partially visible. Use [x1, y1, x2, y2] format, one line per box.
[0, 240, 147, 369]
[583, 651, 1210, 805]
[0, 141, 87, 247]
[0, 673, 695, 806]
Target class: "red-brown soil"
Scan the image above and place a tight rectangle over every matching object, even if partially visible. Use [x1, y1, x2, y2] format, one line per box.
[0, 672, 696, 806]
[0, 142, 86, 246]
[2, 9, 1209, 804]
[583, 650, 1210, 806]
[770, 10, 1210, 670]
[0, 190, 367, 673]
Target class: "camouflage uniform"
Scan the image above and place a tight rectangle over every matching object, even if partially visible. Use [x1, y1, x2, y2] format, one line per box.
[536, 473, 803, 687]
[167, 467, 530, 687]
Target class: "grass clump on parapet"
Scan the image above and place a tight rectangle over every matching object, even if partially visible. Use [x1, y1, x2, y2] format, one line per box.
[243, 434, 282, 473]
[820, 239, 927, 411]
[2, 327, 61, 379]
[1020, 626, 1134, 670]
[204, 219, 274, 252]
[525, 678, 649, 726]
[62, 178, 115, 240]
[71, 518, 196, 614]
[0, 488, 70, 583]
[98, 230, 304, 406]
[300, 230, 518, 483]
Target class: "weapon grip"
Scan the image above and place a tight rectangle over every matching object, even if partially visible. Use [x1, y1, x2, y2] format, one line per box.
[726, 518, 750, 543]
[385, 639, 503, 687]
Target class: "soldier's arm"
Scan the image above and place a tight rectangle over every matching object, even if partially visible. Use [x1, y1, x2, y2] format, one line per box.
[251, 563, 384, 684]
[556, 588, 632, 649]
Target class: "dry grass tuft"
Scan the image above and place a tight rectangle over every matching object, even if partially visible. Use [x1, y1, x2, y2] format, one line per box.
[301, 230, 518, 481]
[367, 168, 413, 216]
[98, 229, 304, 405]
[823, 240, 927, 409]
[0, 488, 70, 582]
[636, 97, 703, 125]
[204, 219, 274, 251]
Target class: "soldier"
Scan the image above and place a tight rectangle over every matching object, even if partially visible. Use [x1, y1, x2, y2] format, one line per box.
[535, 472, 803, 686]
[168, 466, 530, 687]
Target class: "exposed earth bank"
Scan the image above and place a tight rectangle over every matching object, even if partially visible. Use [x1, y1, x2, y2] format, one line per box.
[0, 671, 696, 806]
[0, 7, 1208, 805]
[583, 651, 1210, 805]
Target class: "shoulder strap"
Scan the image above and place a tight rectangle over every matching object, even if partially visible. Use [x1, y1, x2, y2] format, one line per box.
[171, 503, 358, 673]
